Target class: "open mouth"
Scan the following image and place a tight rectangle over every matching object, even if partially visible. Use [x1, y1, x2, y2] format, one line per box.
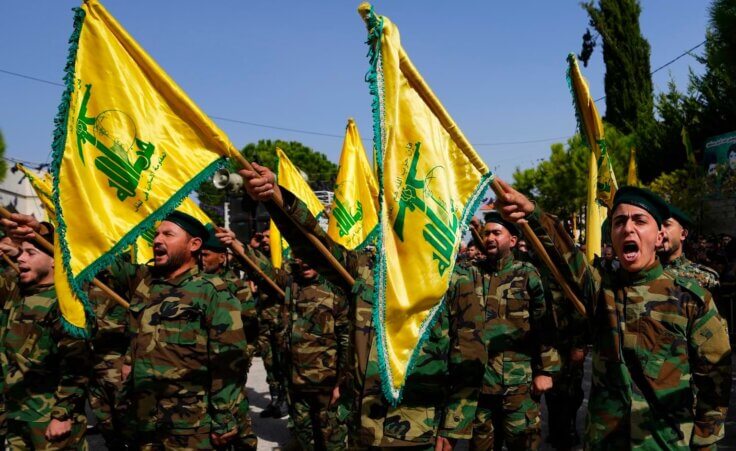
[622, 241, 639, 263]
[153, 247, 167, 257]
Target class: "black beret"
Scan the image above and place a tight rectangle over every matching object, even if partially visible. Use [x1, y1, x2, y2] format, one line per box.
[202, 223, 227, 253]
[483, 211, 519, 236]
[667, 204, 693, 229]
[163, 211, 208, 240]
[612, 186, 670, 227]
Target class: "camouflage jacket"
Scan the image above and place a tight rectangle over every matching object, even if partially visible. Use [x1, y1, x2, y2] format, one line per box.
[528, 206, 732, 449]
[283, 274, 350, 391]
[476, 254, 559, 394]
[215, 266, 259, 359]
[86, 271, 129, 359]
[663, 254, 720, 293]
[268, 188, 486, 445]
[0, 276, 90, 422]
[109, 261, 247, 434]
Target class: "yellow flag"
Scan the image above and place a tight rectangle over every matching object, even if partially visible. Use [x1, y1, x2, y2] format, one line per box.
[50, 0, 236, 334]
[16, 164, 56, 223]
[327, 119, 379, 250]
[567, 54, 618, 209]
[270, 147, 325, 268]
[360, 4, 492, 402]
[627, 147, 640, 186]
[567, 54, 615, 262]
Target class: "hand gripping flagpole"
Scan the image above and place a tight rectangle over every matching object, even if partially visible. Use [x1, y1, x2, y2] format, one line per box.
[0, 206, 130, 309]
[224, 241, 285, 299]
[228, 150, 356, 287]
[358, 3, 586, 316]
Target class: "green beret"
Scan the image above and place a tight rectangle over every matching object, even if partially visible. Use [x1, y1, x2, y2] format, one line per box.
[164, 211, 208, 240]
[612, 186, 670, 227]
[483, 211, 519, 236]
[203, 223, 227, 253]
[667, 204, 693, 229]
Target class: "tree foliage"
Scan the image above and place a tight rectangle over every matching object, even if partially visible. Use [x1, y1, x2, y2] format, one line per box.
[583, 0, 654, 134]
[512, 124, 632, 218]
[689, 0, 736, 144]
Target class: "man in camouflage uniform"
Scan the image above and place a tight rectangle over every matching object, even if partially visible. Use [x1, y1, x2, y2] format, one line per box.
[0, 234, 21, 446]
[86, 271, 130, 450]
[280, 258, 350, 450]
[497, 182, 732, 449]
[201, 227, 259, 451]
[470, 212, 559, 450]
[241, 163, 487, 450]
[0, 219, 89, 449]
[659, 204, 720, 292]
[250, 229, 288, 418]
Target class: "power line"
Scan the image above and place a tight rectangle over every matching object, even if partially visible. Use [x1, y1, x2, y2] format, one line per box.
[0, 67, 586, 148]
[593, 40, 706, 103]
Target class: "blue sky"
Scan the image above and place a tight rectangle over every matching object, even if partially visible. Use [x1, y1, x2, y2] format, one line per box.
[1, 1, 709, 182]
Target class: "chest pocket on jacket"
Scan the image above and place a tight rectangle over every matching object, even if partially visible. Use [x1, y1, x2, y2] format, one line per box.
[155, 301, 205, 346]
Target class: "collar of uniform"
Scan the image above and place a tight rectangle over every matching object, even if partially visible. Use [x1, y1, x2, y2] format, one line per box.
[484, 252, 515, 273]
[20, 282, 55, 297]
[666, 254, 688, 269]
[620, 260, 664, 286]
[153, 264, 200, 286]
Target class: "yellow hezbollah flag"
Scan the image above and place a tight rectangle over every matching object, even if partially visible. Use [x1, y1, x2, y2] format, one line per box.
[627, 147, 640, 186]
[132, 198, 213, 264]
[50, 0, 236, 334]
[16, 164, 56, 223]
[327, 118, 379, 250]
[360, 4, 492, 402]
[567, 53, 616, 262]
[270, 147, 326, 268]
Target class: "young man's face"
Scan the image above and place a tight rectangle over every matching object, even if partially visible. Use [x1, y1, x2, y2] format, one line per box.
[659, 218, 687, 258]
[482, 222, 517, 260]
[153, 221, 201, 270]
[17, 241, 54, 286]
[611, 204, 663, 272]
[201, 249, 226, 274]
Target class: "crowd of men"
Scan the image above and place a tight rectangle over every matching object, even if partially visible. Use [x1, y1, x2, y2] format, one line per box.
[0, 161, 730, 451]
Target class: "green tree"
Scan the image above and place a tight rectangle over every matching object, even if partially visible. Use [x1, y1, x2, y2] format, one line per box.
[583, 0, 654, 135]
[690, 0, 736, 144]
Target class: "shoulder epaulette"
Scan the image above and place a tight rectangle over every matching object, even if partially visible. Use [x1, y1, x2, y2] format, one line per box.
[202, 274, 229, 292]
[674, 275, 709, 302]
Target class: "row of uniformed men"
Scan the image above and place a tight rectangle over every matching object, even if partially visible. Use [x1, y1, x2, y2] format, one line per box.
[0, 162, 729, 450]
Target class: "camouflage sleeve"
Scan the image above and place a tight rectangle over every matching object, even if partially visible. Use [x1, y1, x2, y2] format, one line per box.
[234, 279, 260, 354]
[333, 282, 351, 387]
[50, 316, 91, 421]
[527, 268, 560, 375]
[205, 281, 249, 434]
[265, 188, 353, 287]
[527, 206, 600, 318]
[686, 283, 732, 448]
[106, 255, 141, 298]
[439, 265, 486, 439]
[0, 269, 18, 301]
